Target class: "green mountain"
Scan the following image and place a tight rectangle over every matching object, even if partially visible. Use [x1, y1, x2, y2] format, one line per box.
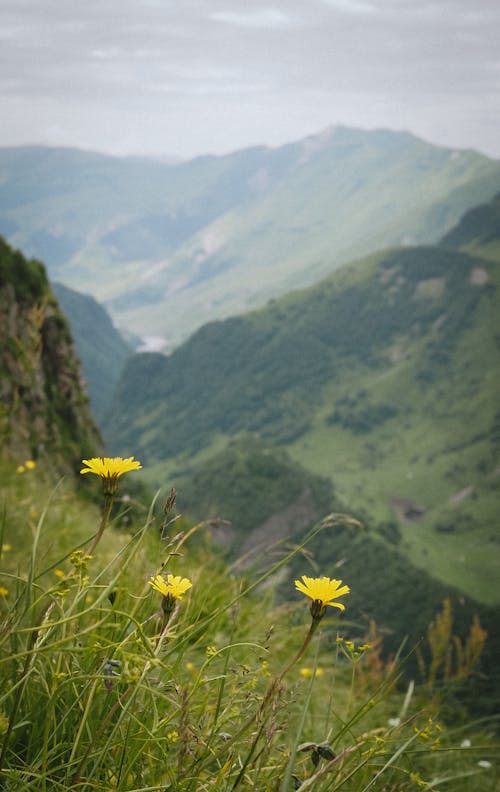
[1, 128, 499, 349]
[52, 282, 132, 423]
[106, 197, 500, 606]
[440, 191, 500, 259]
[0, 237, 102, 473]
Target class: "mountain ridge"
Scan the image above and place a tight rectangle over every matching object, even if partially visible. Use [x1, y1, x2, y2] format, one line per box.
[2, 126, 499, 350]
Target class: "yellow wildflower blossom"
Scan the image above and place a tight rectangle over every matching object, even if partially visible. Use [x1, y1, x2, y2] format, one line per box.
[0, 587, 8, 597]
[80, 456, 142, 495]
[16, 465, 25, 474]
[25, 460, 36, 470]
[295, 575, 349, 620]
[150, 574, 192, 600]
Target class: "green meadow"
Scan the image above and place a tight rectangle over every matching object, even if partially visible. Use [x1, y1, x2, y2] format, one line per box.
[1, 459, 498, 791]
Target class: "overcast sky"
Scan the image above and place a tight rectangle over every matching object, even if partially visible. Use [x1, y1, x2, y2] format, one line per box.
[1, 0, 499, 160]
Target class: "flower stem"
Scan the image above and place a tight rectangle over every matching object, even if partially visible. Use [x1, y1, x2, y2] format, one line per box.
[276, 619, 320, 685]
[86, 494, 114, 556]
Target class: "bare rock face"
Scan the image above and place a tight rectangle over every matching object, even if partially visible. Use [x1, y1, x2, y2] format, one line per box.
[0, 237, 102, 474]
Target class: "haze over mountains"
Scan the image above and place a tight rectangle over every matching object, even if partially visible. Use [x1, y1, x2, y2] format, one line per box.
[1, 126, 500, 350]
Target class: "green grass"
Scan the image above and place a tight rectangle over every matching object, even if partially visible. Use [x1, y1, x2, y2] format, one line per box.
[1, 459, 498, 790]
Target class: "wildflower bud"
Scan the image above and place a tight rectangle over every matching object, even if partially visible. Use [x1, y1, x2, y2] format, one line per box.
[161, 593, 176, 618]
[317, 744, 336, 761]
[310, 598, 327, 622]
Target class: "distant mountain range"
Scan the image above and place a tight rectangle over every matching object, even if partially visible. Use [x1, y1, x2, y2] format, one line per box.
[105, 194, 500, 607]
[1, 127, 499, 350]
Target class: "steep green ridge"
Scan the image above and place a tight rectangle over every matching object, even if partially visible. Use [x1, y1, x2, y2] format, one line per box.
[107, 200, 500, 604]
[1, 128, 499, 349]
[440, 191, 500, 260]
[0, 237, 102, 473]
[108, 244, 495, 457]
[52, 282, 131, 423]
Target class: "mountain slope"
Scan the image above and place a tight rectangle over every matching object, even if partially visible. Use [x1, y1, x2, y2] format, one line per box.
[0, 237, 102, 473]
[106, 199, 500, 604]
[173, 435, 500, 691]
[1, 128, 499, 349]
[440, 191, 500, 260]
[52, 282, 132, 423]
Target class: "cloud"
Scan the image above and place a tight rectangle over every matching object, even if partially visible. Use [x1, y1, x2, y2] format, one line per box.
[320, 0, 376, 14]
[0, 0, 499, 159]
[210, 7, 297, 29]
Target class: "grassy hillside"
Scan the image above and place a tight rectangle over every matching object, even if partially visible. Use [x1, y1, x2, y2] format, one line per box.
[1, 129, 499, 349]
[1, 456, 498, 789]
[106, 201, 500, 606]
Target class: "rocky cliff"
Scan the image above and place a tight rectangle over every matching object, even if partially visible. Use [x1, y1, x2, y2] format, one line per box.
[0, 236, 102, 474]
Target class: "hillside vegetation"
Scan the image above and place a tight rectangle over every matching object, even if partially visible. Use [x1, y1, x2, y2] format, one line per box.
[1, 459, 498, 789]
[1, 128, 499, 348]
[106, 198, 500, 606]
[0, 237, 102, 473]
[52, 282, 132, 423]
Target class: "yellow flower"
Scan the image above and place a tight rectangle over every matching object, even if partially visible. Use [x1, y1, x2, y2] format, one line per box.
[80, 456, 142, 495]
[0, 587, 8, 597]
[54, 569, 66, 578]
[295, 575, 350, 620]
[25, 460, 36, 470]
[149, 574, 192, 601]
[16, 465, 25, 474]
[1, 544, 11, 553]
[300, 666, 325, 678]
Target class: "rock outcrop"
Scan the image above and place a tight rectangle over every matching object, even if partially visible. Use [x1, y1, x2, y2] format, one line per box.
[0, 237, 102, 473]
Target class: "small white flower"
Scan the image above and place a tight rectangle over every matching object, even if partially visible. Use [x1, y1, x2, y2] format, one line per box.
[478, 760, 492, 769]
[388, 717, 400, 727]
[461, 738, 471, 748]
